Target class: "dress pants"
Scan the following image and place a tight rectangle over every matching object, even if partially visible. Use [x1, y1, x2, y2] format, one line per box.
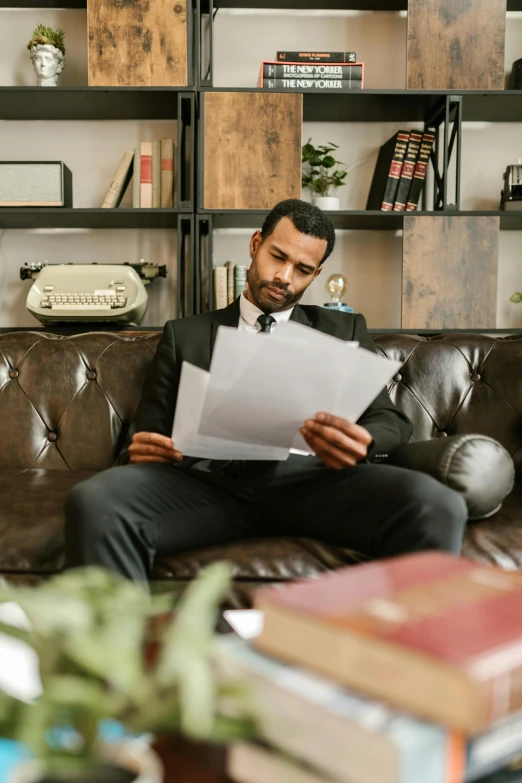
[64, 455, 468, 582]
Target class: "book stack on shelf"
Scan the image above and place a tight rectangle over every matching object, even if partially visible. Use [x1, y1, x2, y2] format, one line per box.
[219, 552, 522, 783]
[101, 138, 175, 209]
[366, 130, 436, 212]
[214, 262, 247, 309]
[259, 51, 363, 92]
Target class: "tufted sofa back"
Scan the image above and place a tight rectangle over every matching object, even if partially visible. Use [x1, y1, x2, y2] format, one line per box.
[0, 331, 521, 474]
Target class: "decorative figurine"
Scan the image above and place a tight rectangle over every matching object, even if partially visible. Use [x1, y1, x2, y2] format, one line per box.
[28, 25, 65, 87]
[324, 273, 354, 313]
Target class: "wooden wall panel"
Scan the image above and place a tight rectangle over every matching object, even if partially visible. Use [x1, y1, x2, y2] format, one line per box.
[88, 0, 187, 87]
[407, 0, 506, 90]
[203, 92, 302, 210]
[402, 216, 499, 329]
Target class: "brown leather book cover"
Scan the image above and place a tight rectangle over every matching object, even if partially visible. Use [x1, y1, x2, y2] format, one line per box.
[255, 552, 522, 733]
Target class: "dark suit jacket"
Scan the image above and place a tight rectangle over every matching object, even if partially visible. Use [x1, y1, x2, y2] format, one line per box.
[120, 300, 413, 465]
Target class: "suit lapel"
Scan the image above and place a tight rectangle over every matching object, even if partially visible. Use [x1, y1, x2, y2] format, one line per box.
[290, 304, 313, 328]
[210, 298, 241, 356]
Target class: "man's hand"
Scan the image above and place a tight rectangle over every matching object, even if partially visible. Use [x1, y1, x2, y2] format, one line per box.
[128, 432, 183, 465]
[300, 412, 373, 470]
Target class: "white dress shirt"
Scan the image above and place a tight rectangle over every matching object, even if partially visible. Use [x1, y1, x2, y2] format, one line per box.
[238, 291, 294, 332]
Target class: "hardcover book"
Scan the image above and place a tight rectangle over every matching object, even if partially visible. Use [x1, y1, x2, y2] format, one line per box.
[254, 552, 522, 734]
[160, 137, 174, 208]
[217, 637, 522, 783]
[259, 61, 364, 90]
[101, 150, 134, 209]
[140, 141, 153, 209]
[366, 131, 410, 211]
[393, 131, 422, 211]
[277, 51, 357, 63]
[405, 131, 436, 211]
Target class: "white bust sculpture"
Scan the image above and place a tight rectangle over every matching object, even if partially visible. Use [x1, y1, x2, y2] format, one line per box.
[29, 44, 65, 87]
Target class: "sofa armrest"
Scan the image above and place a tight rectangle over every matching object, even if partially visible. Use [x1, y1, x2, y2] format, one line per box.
[374, 434, 515, 520]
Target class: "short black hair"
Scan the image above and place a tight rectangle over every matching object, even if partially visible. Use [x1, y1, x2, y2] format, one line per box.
[260, 199, 336, 265]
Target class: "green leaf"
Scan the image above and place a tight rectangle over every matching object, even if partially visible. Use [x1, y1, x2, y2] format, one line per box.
[510, 292, 522, 303]
[321, 155, 336, 169]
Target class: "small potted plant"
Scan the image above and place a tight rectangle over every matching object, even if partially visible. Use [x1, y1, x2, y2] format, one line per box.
[0, 563, 255, 783]
[302, 138, 347, 210]
[27, 25, 65, 87]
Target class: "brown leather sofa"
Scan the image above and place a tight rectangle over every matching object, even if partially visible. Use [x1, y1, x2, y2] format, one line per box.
[0, 330, 520, 605]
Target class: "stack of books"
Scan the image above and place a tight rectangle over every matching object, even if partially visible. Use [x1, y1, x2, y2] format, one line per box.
[213, 262, 247, 309]
[101, 138, 175, 209]
[366, 130, 435, 212]
[218, 552, 522, 783]
[259, 51, 363, 92]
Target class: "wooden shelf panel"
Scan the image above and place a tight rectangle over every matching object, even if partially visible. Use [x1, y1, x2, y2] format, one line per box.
[0, 87, 191, 121]
[201, 210, 522, 231]
[0, 208, 190, 229]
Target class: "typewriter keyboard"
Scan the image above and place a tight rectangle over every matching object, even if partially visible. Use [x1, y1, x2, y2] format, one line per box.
[40, 293, 127, 311]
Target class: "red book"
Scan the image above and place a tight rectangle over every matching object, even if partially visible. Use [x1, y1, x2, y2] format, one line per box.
[393, 130, 422, 211]
[405, 130, 436, 211]
[140, 141, 152, 209]
[254, 552, 522, 734]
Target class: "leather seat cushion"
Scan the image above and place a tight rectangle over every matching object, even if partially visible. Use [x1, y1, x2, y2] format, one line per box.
[1, 470, 521, 577]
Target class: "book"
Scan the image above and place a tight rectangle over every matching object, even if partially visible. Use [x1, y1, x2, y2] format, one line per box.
[264, 79, 362, 92]
[225, 260, 236, 305]
[405, 130, 436, 211]
[132, 147, 141, 208]
[101, 149, 134, 209]
[254, 552, 522, 734]
[228, 744, 330, 783]
[277, 51, 357, 63]
[217, 637, 522, 783]
[161, 137, 174, 208]
[234, 266, 247, 298]
[152, 139, 161, 208]
[263, 63, 362, 79]
[213, 266, 227, 309]
[140, 141, 153, 209]
[393, 131, 423, 211]
[366, 131, 410, 211]
[259, 61, 364, 89]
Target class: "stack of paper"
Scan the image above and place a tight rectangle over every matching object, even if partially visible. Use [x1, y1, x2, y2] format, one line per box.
[172, 321, 401, 461]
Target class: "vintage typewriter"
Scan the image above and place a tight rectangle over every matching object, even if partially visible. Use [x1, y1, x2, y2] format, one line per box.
[20, 261, 167, 325]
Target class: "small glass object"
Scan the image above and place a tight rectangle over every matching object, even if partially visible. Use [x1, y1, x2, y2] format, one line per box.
[324, 273, 354, 313]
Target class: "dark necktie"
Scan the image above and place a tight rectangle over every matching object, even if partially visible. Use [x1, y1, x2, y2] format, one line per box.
[257, 314, 276, 333]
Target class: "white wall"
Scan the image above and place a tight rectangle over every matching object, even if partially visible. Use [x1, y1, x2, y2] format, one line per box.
[1, 8, 522, 328]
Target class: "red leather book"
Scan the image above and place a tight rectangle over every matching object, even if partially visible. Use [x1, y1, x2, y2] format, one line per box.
[140, 141, 153, 209]
[254, 552, 522, 734]
[393, 130, 422, 211]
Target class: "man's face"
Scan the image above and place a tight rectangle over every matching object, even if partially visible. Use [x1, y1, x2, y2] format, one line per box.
[246, 217, 326, 313]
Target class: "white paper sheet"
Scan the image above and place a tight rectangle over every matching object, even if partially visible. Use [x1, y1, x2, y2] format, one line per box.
[173, 362, 289, 460]
[172, 321, 401, 462]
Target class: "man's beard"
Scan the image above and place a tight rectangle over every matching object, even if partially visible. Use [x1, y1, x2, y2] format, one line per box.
[247, 267, 302, 313]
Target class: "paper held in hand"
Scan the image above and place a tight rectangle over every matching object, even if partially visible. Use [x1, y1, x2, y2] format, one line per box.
[172, 321, 401, 461]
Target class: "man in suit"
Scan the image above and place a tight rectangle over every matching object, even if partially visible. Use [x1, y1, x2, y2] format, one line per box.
[65, 199, 467, 581]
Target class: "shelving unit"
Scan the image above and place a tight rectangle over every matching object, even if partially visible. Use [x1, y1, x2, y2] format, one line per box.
[3, 0, 522, 328]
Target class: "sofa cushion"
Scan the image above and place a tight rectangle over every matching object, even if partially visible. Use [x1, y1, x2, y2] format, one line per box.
[0, 470, 96, 572]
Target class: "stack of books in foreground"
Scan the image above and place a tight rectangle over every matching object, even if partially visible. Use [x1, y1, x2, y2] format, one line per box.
[101, 138, 175, 209]
[217, 552, 522, 783]
[214, 262, 247, 309]
[259, 50, 363, 92]
[366, 129, 436, 212]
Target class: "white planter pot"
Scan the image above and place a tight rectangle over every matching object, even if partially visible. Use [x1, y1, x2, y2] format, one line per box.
[9, 739, 163, 783]
[311, 196, 340, 210]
